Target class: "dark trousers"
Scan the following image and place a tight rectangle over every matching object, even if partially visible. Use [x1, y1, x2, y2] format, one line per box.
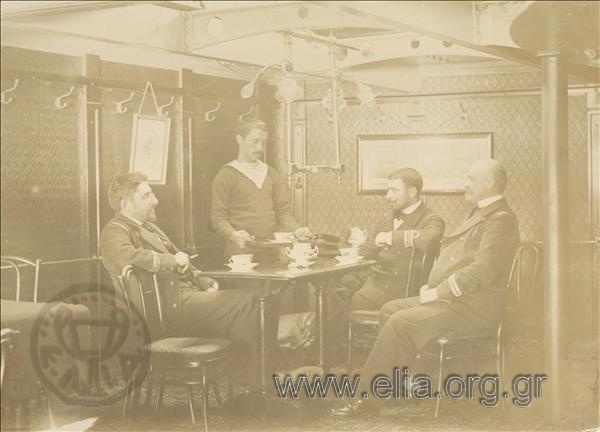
[357, 296, 497, 396]
[168, 287, 258, 377]
[349, 273, 406, 311]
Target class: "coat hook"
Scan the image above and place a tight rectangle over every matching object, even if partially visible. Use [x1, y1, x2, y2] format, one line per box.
[1, 79, 20, 105]
[204, 102, 221, 122]
[238, 105, 255, 122]
[116, 91, 135, 113]
[54, 86, 75, 109]
[158, 96, 175, 116]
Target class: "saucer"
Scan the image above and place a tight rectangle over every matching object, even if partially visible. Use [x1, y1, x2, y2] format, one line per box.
[335, 255, 364, 264]
[288, 260, 316, 269]
[225, 262, 259, 271]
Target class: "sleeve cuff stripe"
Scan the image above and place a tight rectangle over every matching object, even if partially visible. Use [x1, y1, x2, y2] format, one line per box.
[448, 274, 463, 297]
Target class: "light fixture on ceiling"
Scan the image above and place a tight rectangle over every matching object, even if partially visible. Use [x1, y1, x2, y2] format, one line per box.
[240, 60, 297, 100]
[207, 16, 224, 36]
[355, 81, 377, 107]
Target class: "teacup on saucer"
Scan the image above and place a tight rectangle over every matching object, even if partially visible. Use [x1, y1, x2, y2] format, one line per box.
[225, 262, 259, 271]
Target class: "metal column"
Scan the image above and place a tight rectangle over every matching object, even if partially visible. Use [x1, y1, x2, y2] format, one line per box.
[540, 51, 569, 420]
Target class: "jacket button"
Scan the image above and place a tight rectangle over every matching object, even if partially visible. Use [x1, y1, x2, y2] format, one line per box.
[450, 257, 455, 262]
[169, 282, 174, 286]
[172, 303, 177, 308]
[460, 237, 464, 241]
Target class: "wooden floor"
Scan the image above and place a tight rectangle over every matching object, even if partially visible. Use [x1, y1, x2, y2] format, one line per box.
[8, 339, 596, 432]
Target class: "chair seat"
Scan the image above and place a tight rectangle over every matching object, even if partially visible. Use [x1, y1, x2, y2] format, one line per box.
[349, 310, 380, 325]
[146, 337, 232, 362]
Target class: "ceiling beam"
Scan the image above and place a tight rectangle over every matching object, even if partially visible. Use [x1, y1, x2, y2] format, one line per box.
[182, 2, 380, 51]
[0, 1, 155, 20]
[314, 1, 548, 67]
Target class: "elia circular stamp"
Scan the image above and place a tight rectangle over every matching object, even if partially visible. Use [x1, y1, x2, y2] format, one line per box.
[30, 284, 151, 407]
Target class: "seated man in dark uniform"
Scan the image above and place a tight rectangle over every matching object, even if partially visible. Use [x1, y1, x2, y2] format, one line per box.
[100, 172, 257, 372]
[351, 168, 445, 310]
[332, 159, 520, 416]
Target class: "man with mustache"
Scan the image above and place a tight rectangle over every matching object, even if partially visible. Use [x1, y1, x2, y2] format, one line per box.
[211, 118, 311, 261]
[349, 167, 445, 310]
[332, 158, 520, 416]
[100, 172, 257, 368]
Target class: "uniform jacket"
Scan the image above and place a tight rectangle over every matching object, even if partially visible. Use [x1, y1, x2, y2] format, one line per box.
[359, 203, 444, 296]
[428, 198, 519, 321]
[100, 212, 209, 324]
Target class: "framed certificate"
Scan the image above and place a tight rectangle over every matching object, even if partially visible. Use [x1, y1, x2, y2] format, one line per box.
[129, 114, 171, 184]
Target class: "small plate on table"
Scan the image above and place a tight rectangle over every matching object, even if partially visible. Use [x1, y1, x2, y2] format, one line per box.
[288, 260, 316, 269]
[225, 262, 259, 271]
[250, 239, 294, 248]
[334, 256, 364, 265]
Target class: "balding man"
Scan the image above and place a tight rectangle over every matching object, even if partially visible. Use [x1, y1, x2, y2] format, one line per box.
[332, 159, 519, 416]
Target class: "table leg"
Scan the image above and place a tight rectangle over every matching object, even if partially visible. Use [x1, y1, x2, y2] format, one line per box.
[314, 282, 329, 372]
[256, 281, 269, 402]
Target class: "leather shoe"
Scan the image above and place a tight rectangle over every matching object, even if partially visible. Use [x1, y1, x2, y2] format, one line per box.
[329, 400, 369, 417]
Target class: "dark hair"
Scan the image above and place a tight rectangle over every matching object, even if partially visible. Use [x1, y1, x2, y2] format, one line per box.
[236, 118, 267, 138]
[388, 167, 423, 196]
[107, 172, 148, 212]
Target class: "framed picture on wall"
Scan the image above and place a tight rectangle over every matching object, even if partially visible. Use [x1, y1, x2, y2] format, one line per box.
[357, 132, 493, 194]
[129, 114, 171, 184]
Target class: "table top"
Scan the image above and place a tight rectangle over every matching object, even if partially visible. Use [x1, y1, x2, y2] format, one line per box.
[201, 257, 375, 281]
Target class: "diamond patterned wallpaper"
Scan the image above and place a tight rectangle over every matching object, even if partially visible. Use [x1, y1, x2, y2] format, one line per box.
[0, 78, 88, 261]
[273, 81, 590, 244]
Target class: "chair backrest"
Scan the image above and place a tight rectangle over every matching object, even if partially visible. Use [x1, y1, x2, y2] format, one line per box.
[404, 243, 440, 298]
[118, 265, 164, 340]
[0, 256, 41, 302]
[505, 243, 541, 303]
[500, 243, 541, 329]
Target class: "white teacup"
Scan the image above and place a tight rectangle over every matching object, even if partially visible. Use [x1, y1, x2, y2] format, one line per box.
[229, 254, 253, 266]
[274, 232, 293, 241]
[339, 247, 359, 258]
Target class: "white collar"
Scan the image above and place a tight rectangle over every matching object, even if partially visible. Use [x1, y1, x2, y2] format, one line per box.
[120, 212, 143, 226]
[227, 160, 268, 189]
[400, 200, 422, 216]
[477, 194, 503, 209]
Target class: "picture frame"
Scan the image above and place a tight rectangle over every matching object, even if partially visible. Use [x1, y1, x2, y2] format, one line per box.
[357, 132, 493, 194]
[129, 114, 171, 184]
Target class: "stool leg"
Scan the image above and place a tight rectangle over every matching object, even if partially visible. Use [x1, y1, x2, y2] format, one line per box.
[45, 393, 57, 430]
[209, 379, 222, 408]
[154, 371, 165, 417]
[226, 358, 233, 402]
[187, 385, 197, 424]
[144, 367, 154, 407]
[434, 344, 445, 419]
[201, 365, 209, 432]
[346, 321, 353, 373]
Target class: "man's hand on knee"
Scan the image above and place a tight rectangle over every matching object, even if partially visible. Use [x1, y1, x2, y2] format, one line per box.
[419, 285, 438, 304]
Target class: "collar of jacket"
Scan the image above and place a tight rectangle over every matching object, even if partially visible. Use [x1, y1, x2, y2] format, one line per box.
[447, 198, 508, 237]
[112, 212, 142, 231]
[392, 202, 428, 228]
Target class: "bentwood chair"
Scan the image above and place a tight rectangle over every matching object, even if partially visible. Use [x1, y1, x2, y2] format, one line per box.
[346, 247, 437, 372]
[423, 243, 541, 418]
[1, 256, 42, 302]
[118, 265, 233, 432]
